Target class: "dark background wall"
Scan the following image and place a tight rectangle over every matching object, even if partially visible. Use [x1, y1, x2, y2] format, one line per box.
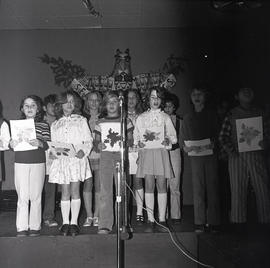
[0, 10, 269, 204]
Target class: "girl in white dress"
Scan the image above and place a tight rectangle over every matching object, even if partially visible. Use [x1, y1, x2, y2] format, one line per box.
[134, 87, 177, 232]
[49, 90, 93, 236]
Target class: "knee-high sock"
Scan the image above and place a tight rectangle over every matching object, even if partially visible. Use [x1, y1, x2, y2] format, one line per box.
[136, 189, 144, 216]
[61, 200, 71, 225]
[70, 199, 81, 225]
[145, 193, 155, 222]
[158, 193, 167, 222]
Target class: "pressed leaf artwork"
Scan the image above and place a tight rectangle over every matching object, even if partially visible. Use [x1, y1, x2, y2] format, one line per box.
[143, 129, 160, 142]
[104, 128, 121, 148]
[239, 123, 261, 146]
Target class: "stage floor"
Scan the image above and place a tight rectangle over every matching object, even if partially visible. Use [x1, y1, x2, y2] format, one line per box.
[0, 205, 270, 267]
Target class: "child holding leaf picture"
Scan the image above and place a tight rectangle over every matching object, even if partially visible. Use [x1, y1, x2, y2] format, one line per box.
[219, 87, 270, 228]
[134, 87, 177, 233]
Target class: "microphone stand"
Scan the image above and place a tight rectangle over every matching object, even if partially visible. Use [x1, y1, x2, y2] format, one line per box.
[116, 93, 131, 268]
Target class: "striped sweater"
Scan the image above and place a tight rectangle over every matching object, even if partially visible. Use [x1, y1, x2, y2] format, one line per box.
[15, 121, 50, 164]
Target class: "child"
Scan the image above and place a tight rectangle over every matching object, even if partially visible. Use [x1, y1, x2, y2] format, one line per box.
[42, 94, 58, 227]
[219, 87, 270, 228]
[181, 86, 220, 232]
[82, 90, 102, 227]
[126, 89, 145, 224]
[94, 90, 133, 234]
[164, 93, 182, 225]
[134, 87, 177, 233]
[49, 90, 92, 236]
[10, 95, 50, 237]
[0, 100, 11, 185]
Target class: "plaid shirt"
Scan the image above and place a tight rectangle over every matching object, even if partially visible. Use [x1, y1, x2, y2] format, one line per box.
[218, 114, 235, 159]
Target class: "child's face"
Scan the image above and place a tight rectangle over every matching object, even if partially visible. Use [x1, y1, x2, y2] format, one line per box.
[149, 90, 161, 110]
[22, 98, 38, 119]
[164, 101, 175, 115]
[237, 88, 254, 104]
[87, 93, 100, 112]
[44, 102, 55, 117]
[62, 94, 75, 116]
[106, 96, 119, 116]
[190, 89, 205, 106]
[128, 91, 137, 111]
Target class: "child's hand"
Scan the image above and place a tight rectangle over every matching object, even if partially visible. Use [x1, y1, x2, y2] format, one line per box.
[193, 146, 203, 153]
[161, 137, 170, 146]
[76, 149, 85, 159]
[138, 141, 145, 148]
[49, 151, 57, 160]
[183, 145, 193, 153]
[9, 139, 19, 149]
[204, 142, 214, 150]
[29, 139, 43, 148]
[98, 142, 107, 151]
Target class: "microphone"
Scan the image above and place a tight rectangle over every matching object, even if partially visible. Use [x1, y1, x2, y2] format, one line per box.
[118, 90, 124, 106]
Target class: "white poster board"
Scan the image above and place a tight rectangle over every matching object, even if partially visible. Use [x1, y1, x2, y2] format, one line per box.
[48, 141, 76, 159]
[101, 122, 121, 152]
[184, 138, 213, 156]
[10, 119, 37, 151]
[236, 116, 263, 153]
[142, 126, 164, 149]
[128, 151, 138, 175]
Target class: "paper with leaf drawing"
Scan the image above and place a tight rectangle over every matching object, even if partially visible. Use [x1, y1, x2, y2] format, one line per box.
[236, 116, 263, 152]
[184, 138, 213, 156]
[142, 126, 164, 149]
[10, 119, 37, 151]
[100, 122, 121, 152]
[48, 141, 76, 159]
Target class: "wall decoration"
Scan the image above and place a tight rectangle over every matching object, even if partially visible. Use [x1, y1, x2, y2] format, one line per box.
[10, 119, 37, 151]
[39, 54, 86, 88]
[236, 116, 263, 152]
[40, 49, 187, 100]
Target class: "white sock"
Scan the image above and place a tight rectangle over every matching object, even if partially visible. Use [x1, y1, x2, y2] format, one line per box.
[70, 199, 81, 225]
[145, 193, 155, 222]
[61, 200, 71, 225]
[136, 188, 144, 216]
[158, 193, 167, 222]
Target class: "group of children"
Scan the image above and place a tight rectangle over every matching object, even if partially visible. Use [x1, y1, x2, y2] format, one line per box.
[0, 84, 269, 237]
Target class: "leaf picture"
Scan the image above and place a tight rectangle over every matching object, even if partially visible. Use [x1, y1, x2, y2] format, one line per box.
[104, 128, 121, 147]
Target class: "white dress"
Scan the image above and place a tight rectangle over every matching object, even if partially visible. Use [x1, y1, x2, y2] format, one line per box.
[49, 114, 93, 184]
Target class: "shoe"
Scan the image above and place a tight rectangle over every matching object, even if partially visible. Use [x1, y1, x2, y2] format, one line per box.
[83, 217, 93, 227]
[156, 221, 169, 233]
[171, 219, 181, 225]
[97, 228, 111, 235]
[93, 217, 99, 227]
[136, 215, 144, 225]
[59, 224, 69, 236]
[194, 224, 205, 233]
[144, 221, 155, 233]
[17, 230, 28, 237]
[29, 230, 40, 237]
[69, 224, 80, 236]
[44, 219, 58, 227]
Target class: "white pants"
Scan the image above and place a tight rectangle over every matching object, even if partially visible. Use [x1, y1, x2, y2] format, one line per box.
[168, 148, 182, 219]
[14, 163, 45, 231]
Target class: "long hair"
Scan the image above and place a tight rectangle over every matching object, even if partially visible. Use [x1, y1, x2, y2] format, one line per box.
[125, 88, 144, 114]
[144, 86, 166, 110]
[20, 95, 44, 122]
[83, 90, 103, 118]
[101, 90, 119, 116]
[54, 90, 82, 119]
